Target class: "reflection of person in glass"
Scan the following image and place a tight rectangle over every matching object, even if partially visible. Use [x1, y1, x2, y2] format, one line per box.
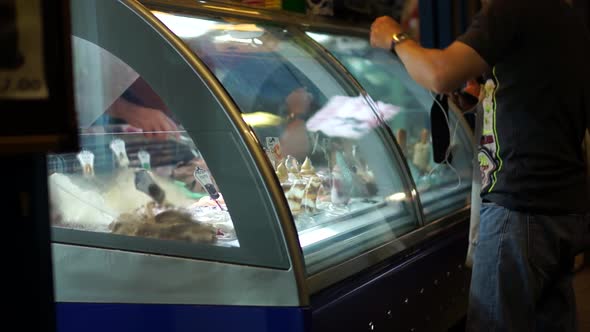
[72, 36, 178, 140]
[370, 2, 589, 331]
[280, 86, 314, 160]
[195, 27, 324, 160]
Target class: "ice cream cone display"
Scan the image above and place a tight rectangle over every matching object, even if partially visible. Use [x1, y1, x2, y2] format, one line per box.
[285, 155, 301, 177]
[281, 181, 293, 193]
[278, 164, 294, 191]
[276, 162, 289, 183]
[285, 179, 307, 214]
[301, 175, 322, 213]
[300, 156, 316, 177]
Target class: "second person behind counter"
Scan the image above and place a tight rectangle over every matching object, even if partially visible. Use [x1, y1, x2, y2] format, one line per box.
[106, 77, 180, 140]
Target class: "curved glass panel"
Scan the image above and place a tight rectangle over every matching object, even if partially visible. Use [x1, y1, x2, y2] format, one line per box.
[46, 0, 295, 269]
[308, 32, 473, 223]
[155, 11, 420, 274]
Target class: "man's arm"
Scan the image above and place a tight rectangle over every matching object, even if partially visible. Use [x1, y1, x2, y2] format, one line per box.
[370, 16, 489, 94]
[124, 77, 170, 113]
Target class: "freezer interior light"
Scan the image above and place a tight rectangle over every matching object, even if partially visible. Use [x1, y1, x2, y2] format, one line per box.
[306, 32, 331, 43]
[152, 11, 217, 38]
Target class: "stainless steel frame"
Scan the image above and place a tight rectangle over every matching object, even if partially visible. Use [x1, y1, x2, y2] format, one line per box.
[53, 243, 302, 306]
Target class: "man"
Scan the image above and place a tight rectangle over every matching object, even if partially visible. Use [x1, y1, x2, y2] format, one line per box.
[106, 77, 179, 140]
[370, 0, 590, 331]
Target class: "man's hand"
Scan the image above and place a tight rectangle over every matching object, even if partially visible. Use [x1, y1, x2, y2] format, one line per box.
[448, 79, 482, 112]
[370, 16, 403, 50]
[108, 97, 179, 140]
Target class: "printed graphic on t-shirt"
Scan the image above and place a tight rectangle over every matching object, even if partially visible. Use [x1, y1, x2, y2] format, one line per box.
[479, 78, 500, 192]
[478, 146, 498, 190]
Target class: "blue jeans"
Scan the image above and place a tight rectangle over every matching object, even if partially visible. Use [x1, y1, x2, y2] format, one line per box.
[466, 203, 590, 332]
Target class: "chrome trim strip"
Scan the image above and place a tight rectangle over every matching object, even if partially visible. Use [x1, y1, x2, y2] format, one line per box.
[140, 0, 370, 35]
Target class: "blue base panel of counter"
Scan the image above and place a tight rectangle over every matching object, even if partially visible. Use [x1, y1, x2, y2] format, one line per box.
[311, 222, 470, 332]
[56, 303, 310, 332]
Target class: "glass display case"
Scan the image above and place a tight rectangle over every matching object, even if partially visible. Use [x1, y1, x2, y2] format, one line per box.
[51, 0, 474, 311]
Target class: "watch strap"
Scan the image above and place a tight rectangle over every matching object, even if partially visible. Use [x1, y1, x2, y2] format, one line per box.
[391, 32, 410, 50]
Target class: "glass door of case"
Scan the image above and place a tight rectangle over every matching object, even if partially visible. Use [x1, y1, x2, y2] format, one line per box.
[153, 10, 421, 275]
[307, 32, 473, 223]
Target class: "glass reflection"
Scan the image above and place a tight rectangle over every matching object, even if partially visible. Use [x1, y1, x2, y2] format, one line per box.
[307, 32, 473, 222]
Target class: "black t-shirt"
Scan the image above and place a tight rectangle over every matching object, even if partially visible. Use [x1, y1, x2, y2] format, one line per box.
[457, 0, 590, 214]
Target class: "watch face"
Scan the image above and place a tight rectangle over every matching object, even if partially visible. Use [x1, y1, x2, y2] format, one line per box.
[394, 33, 408, 43]
[390, 33, 407, 50]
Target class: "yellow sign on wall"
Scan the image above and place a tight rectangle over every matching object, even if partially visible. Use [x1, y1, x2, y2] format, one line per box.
[0, 0, 49, 99]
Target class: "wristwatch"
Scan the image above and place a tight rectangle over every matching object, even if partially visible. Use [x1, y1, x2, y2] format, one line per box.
[391, 32, 410, 50]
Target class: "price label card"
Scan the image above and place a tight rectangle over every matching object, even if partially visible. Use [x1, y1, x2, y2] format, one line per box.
[0, 0, 49, 99]
[265, 136, 283, 161]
